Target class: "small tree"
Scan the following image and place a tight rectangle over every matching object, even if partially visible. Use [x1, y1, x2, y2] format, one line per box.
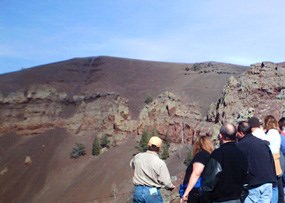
[160, 143, 169, 160]
[92, 136, 101, 156]
[160, 133, 170, 160]
[184, 150, 193, 166]
[165, 132, 170, 149]
[100, 134, 110, 148]
[138, 130, 151, 152]
[145, 96, 153, 104]
[70, 143, 86, 159]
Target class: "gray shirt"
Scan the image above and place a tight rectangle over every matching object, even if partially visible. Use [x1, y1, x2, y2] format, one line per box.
[130, 151, 174, 189]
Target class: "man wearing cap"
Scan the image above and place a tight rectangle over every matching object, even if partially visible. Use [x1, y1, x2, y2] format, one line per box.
[130, 136, 175, 203]
[248, 116, 269, 142]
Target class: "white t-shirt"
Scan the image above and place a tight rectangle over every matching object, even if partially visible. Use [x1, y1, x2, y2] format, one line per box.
[252, 128, 270, 142]
[266, 129, 281, 154]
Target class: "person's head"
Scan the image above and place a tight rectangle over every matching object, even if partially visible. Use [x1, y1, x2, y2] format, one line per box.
[193, 136, 214, 156]
[248, 117, 262, 131]
[237, 121, 251, 140]
[147, 136, 162, 152]
[264, 115, 279, 131]
[279, 117, 285, 132]
[219, 123, 236, 143]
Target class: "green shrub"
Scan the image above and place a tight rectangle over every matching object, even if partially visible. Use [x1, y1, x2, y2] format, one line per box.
[100, 134, 110, 148]
[145, 96, 153, 104]
[160, 144, 169, 160]
[70, 143, 86, 159]
[137, 130, 152, 152]
[184, 150, 193, 166]
[165, 132, 170, 148]
[92, 136, 101, 156]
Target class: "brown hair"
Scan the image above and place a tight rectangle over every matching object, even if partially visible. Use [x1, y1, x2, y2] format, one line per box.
[264, 115, 279, 131]
[192, 136, 214, 157]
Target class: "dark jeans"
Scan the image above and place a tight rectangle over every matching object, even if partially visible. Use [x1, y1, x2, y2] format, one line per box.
[273, 176, 285, 203]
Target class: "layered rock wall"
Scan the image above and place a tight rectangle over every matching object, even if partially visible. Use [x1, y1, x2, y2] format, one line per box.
[0, 85, 136, 139]
[207, 62, 285, 125]
[0, 87, 210, 143]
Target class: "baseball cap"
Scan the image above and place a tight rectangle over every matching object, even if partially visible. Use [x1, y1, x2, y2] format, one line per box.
[147, 136, 162, 148]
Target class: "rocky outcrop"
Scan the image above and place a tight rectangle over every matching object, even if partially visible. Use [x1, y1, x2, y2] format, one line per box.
[207, 62, 285, 125]
[0, 85, 137, 138]
[0, 86, 210, 143]
[137, 92, 211, 143]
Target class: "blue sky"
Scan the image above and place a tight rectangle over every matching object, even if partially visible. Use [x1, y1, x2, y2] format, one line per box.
[1, 0, 285, 74]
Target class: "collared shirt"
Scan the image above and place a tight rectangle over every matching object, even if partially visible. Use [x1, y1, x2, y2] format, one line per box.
[130, 151, 174, 189]
[252, 128, 269, 142]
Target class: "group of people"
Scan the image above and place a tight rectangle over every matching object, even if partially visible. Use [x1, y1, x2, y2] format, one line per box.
[130, 115, 285, 203]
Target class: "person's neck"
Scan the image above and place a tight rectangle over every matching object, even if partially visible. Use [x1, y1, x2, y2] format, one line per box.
[221, 139, 235, 144]
[147, 150, 158, 155]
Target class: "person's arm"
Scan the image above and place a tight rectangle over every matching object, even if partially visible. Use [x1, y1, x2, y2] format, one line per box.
[130, 158, 135, 169]
[158, 162, 175, 190]
[182, 162, 204, 201]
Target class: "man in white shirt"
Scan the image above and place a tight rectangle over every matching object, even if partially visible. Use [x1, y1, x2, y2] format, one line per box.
[130, 136, 175, 203]
[248, 117, 270, 142]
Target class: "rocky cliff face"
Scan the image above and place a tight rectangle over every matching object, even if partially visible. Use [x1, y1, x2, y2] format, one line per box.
[0, 56, 248, 145]
[3, 60, 284, 145]
[207, 62, 285, 127]
[137, 92, 213, 143]
[0, 86, 210, 143]
[0, 85, 136, 142]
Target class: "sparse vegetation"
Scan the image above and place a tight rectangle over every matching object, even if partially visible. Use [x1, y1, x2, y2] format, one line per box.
[70, 143, 86, 158]
[184, 149, 193, 166]
[160, 132, 170, 160]
[137, 130, 152, 152]
[145, 95, 153, 104]
[137, 129, 171, 160]
[100, 134, 111, 148]
[160, 144, 169, 160]
[165, 132, 170, 149]
[92, 136, 101, 156]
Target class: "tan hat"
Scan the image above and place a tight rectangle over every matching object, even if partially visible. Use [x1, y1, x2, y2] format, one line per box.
[147, 136, 162, 148]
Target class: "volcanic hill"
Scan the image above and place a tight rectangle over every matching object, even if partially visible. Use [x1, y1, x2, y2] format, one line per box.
[2, 56, 284, 202]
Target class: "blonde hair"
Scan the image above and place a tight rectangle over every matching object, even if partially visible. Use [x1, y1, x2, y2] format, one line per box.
[264, 115, 279, 131]
[192, 136, 214, 157]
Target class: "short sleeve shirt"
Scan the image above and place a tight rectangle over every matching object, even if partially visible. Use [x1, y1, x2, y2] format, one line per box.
[183, 150, 210, 185]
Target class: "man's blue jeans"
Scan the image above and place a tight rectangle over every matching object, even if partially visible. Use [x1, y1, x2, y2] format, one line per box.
[244, 183, 272, 203]
[133, 185, 163, 203]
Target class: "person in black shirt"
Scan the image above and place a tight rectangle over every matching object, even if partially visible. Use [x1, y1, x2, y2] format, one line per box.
[181, 136, 214, 203]
[236, 121, 276, 203]
[202, 123, 248, 203]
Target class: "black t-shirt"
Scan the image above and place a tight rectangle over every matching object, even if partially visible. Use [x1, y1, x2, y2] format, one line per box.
[183, 150, 210, 185]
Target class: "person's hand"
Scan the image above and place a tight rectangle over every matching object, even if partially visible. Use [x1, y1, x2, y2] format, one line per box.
[167, 185, 175, 191]
[182, 193, 188, 201]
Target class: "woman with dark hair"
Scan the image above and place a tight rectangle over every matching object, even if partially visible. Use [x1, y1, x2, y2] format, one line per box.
[181, 136, 214, 203]
[264, 115, 284, 203]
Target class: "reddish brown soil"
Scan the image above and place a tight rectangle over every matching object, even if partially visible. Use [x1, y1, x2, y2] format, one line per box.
[0, 56, 247, 117]
[0, 56, 249, 203]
